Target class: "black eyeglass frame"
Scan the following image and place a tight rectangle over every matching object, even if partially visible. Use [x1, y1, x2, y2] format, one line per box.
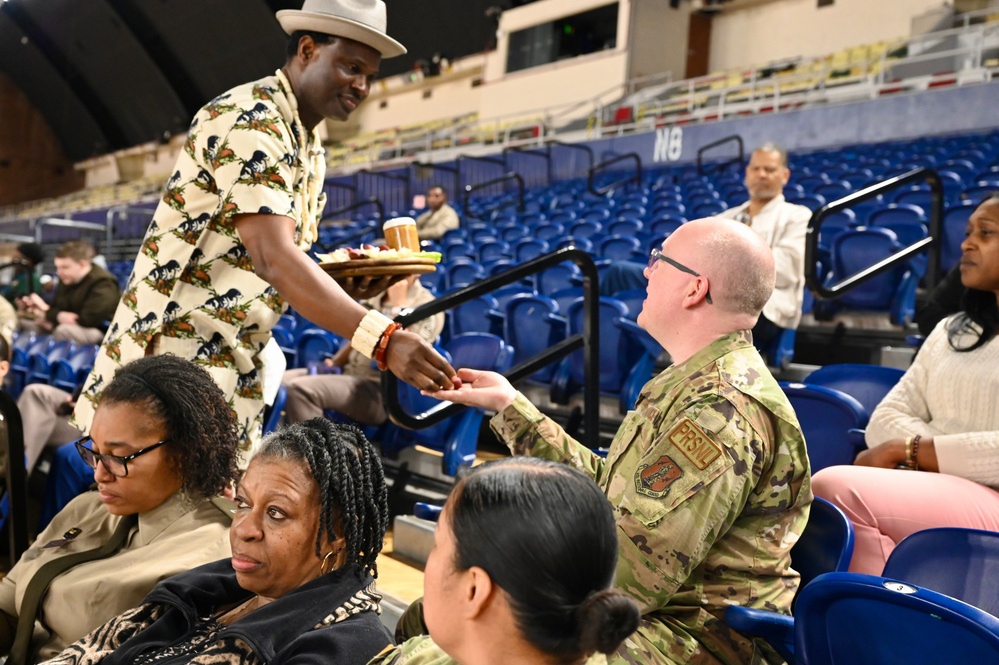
[74, 437, 170, 478]
[647, 248, 714, 305]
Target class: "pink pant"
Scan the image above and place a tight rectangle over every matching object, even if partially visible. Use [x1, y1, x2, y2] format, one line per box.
[812, 465, 999, 575]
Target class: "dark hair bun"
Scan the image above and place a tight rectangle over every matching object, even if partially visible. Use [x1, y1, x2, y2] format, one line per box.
[576, 589, 641, 655]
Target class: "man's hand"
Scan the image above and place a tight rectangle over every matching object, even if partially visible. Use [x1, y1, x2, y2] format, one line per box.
[384, 330, 457, 392]
[854, 439, 906, 468]
[338, 275, 405, 301]
[424, 368, 517, 413]
[56, 311, 80, 325]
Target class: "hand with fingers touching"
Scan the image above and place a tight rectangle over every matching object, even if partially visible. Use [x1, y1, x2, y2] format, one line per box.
[422, 368, 517, 412]
[385, 330, 457, 392]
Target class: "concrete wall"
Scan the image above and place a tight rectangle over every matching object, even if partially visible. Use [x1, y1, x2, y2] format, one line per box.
[629, 0, 692, 83]
[710, 0, 950, 70]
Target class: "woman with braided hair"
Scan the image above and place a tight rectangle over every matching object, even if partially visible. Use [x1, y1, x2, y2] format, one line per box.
[41, 418, 393, 665]
[0, 354, 240, 664]
[373, 457, 641, 665]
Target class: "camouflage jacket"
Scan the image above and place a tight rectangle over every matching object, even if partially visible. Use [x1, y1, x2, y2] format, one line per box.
[491, 331, 812, 665]
[74, 70, 326, 460]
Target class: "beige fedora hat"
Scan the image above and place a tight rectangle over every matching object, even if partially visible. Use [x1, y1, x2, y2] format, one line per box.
[277, 0, 406, 59]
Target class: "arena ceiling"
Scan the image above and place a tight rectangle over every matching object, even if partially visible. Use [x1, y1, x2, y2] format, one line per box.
[0, 0, 496, 162]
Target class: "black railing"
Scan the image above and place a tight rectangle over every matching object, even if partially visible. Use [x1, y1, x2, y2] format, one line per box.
[588, 153, 642, 196]
[503, 145, 552, 188]
[462, 173, 526, 217]
[805, 167, 944, 298]
[0, 390, 29, 561]
[697, 135, 744, 176]
[384, 247, 601, 449]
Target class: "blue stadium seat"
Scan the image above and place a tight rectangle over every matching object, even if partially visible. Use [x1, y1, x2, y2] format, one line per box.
[820, 228, 918, 324]
[793, 572, 999, 665]
[295, 328, 340, 369]
[446, 259, 487, 290]
[503, 294, 566, 383]
[513, 238, 550, 263]
[779, 382, 868, 472]
[536, 263, 582, 295]
[804, 363, 904, 417]
[597, 235, 643, 262]
[9, 334, 52, 399]
[550, 296, 632, 404]
[49, 344, 99, 393]
[27, 340, 76, 387]
[450, 294, 504, 338]
[883, 527, 999, 616]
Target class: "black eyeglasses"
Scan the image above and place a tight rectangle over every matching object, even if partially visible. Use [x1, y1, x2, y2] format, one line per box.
[648, 248, 713, 305]
[75, 437, 169, 478]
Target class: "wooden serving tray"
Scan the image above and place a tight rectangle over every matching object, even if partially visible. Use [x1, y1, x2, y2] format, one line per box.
[320, 257, 438, 279]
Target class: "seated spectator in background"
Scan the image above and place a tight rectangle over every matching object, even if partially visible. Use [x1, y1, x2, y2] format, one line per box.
[430, 218, 812, 665]
[375, 457, 640, 665]
[44, 419, 393, 665]
[17, 383, 83, 473]
[812, 193, 999, 575]
[17, 241, 120, 345]
[0, 355, 239, 663]
[282, 274, 444, 425]
[720, 143, 811, 352]
[415, 186, 460, 240]
[1, 242, 45, 304]
[914, 262, 965, 336]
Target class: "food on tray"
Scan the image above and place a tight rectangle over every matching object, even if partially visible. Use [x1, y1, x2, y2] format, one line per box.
[316, 244, 442, 264]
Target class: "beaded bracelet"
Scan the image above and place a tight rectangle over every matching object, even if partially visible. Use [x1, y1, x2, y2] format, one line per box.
[375, 322, 403, 371]
[910, 434, 922, 470]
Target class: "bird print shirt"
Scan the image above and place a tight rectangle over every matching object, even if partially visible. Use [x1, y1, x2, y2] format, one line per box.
[74, 71, 326, 461]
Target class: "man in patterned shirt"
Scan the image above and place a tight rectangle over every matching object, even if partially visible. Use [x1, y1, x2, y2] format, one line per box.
[73, 0, 457, 460]
[431, 217, 812, 665]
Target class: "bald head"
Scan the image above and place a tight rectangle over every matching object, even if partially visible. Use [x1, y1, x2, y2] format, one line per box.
[673, 217, 776, 318]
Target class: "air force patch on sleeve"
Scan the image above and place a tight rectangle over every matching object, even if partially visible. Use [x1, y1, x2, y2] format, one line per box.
[668, 417, 723, 469]
[635, 455, 683, 498]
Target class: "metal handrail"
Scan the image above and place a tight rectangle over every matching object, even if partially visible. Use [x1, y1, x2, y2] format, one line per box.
[502, 145, 552, 187]
[0, 390, 29, 561]
[462, 172, 526, 217]
[805, 167, 944, 299]
[588, 153, 641, 196]
[697, 135, 745, 175]
[383, 247, 602, 449]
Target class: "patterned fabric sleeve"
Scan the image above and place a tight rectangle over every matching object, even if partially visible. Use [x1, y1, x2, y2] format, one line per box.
[40, 604, 164, 665]
[489, 393, 608, 483]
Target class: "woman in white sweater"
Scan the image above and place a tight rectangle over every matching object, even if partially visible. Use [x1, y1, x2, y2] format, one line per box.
[812, 193, 999, 575]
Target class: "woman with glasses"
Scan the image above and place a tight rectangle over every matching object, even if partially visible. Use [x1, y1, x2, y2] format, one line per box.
[0, 354, 239, 664]
[41, 419, 392, 665]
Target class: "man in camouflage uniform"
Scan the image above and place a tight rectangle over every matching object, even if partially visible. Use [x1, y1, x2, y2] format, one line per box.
[432, 217, 812, 665]
[73, 0, 455, 461]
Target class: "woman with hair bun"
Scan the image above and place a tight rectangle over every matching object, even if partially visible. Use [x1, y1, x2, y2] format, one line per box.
[373, 457, 640, 665]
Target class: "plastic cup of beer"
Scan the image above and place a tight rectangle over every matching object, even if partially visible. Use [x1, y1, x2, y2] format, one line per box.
[383, 217, 421, 252]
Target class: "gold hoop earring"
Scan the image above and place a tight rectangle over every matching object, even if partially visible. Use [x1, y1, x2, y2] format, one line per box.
[320, 550, 336, 575]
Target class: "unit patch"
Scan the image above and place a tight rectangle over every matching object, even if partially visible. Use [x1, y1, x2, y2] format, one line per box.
[635, 455, 683, 498]
[668, 417, 722, 469]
